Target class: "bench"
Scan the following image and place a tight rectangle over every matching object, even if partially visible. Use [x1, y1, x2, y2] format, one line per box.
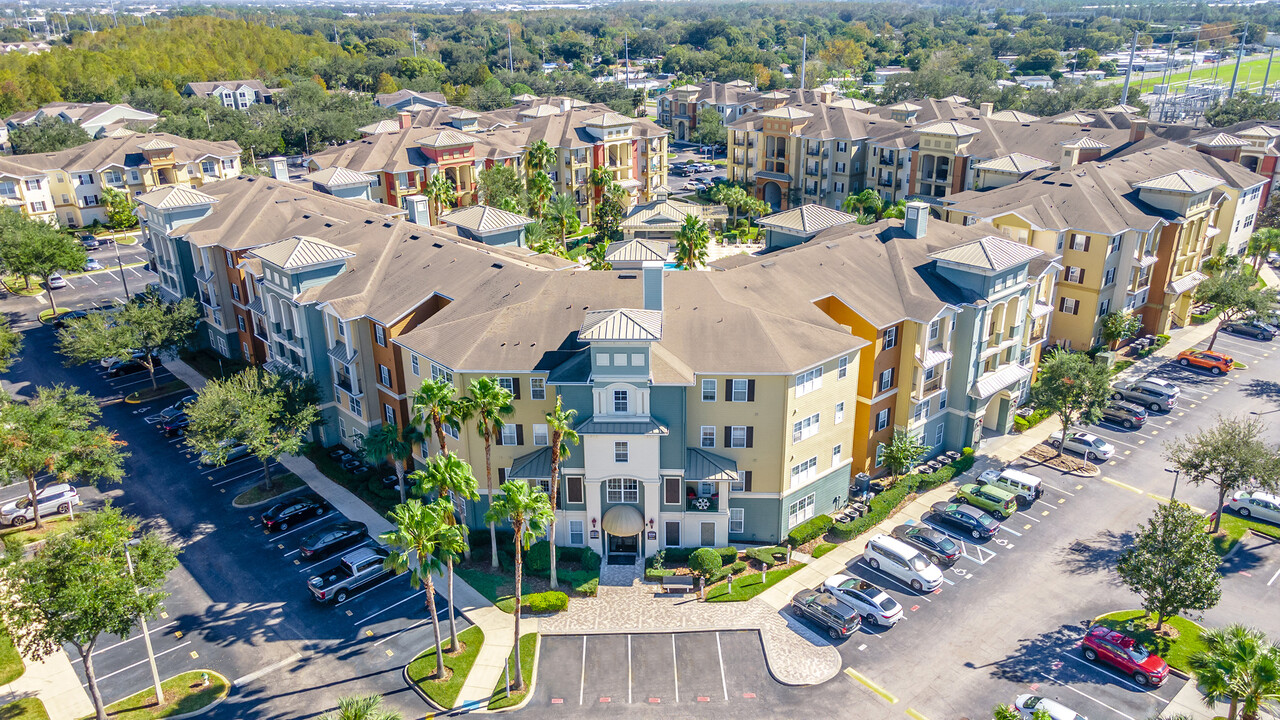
[660, 575, 696, 594]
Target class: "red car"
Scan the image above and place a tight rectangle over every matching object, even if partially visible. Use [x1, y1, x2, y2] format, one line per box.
[1081, 626, 1170, 687]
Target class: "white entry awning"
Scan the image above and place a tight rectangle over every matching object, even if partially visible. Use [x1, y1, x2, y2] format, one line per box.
[601, 504, 644, 537]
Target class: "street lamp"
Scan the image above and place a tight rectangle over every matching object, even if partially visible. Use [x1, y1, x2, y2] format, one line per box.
[124, 538, 164, 707]
[112, 239, 130, 298]
[1165, 467, 1181, 501]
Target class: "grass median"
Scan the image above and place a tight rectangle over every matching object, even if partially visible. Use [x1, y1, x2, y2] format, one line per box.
[0, 698, 49, 720]
[706, 563, 806, 602]
[125, 380, 189, 404]
[232, 473, 303, 506]
[488, 633, 537, 710]
[85, 670, 228, 720]
[1209, 511, 1279, 555]
[407, 625, 485, 709]
[1095, 610, 1206, 673]
[0, 514, 83, 548]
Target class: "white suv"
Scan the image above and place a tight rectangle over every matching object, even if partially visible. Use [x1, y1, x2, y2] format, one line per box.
[1050, 431, 1115, 461]
[862, 534, 943, 592]
[1, 484, 82, 526]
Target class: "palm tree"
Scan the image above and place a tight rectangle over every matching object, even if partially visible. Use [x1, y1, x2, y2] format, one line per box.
[585, 239, 612, 270]
[674, 214, 710, 270]
[360, 421, 422, 504]
[544, 396, 579, 588]
[882, 199, 908, 220]
[526, 139, 556, 176]
[465, 376, 515, 568]
[484, 479, 554, 692]
[424, 172, 456, 225]
[1247, 228, 1280, 275]
[545, 193, 579, 248]
[1189, 624, 1280, 720]
[588, 166, 613, 222]
[381, 498, 453, 679]
[409, 451, 479, 654]
[524, 220, 550, 251]
[526, 171, 555, 219]
[321, 694, 402, 720]
[410, 377, 463, 456]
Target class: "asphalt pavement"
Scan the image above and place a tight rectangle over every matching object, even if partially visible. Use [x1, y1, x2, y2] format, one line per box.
[1, 240, 156, 327]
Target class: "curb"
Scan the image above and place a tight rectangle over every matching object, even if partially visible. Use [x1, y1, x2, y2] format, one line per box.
[402, 661, 449, 714]
[150, 670, 231, 720]
[479, 633, 542, 713]
[230, 484, 306, 509]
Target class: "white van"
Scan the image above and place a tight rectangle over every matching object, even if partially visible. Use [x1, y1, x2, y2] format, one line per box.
[978, 467, 1043, 505]
[862, 534, 943, 592]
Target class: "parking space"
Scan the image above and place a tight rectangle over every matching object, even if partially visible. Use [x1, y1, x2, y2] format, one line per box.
[530, 630, 770, 714]
[1204, 530, 1280, 639]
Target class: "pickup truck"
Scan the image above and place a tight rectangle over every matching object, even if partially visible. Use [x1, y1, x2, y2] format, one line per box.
[307, 546, 394, 604]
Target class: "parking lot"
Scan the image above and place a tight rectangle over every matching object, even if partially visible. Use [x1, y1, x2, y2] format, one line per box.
[3, 326, 447, 718]
[1, 240, 157, 326]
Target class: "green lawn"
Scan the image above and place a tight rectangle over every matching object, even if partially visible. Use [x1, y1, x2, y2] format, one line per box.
[0, 628, 24, 686]
[1, 276, 42, 296]
[0, 698, 49, 720]
[1095, 610, 1207, 673]
[0, 514, 83, 547]
[1128, 55, 1280, 94]
[488, 633, 537, 710]
[454, 564, 518, 613]
[125, 380, 189, 404]
[811, 543, 838, 559]
[407, 625, 485, 709]
[37, 308, 69, 323]
[87, 670, 228, 720]
[1210, 511, 1279, 555]
[231, 474, 303, 506]
[706, 563, 807, 602]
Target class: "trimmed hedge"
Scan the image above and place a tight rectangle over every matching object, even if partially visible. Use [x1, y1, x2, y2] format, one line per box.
[1013, 407, 1052, 433]
[786, 515, 833, 547]
[522, 591, 568, 613]
[1136, 334, 1171, 359]
[831, 448, 976, 541]
[715, 546, 739, 564]
[689, 547, 723, 577]
[708, 560, 747, 585]
[745, 545, 788, 566]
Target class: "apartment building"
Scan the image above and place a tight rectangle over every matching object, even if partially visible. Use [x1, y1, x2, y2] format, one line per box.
[2, 102, 158, 151]
[182, 81, 277, 110]
[374, 89, 449, 111]
[0, 156, 57, 223]
[308, 102, 669, 224]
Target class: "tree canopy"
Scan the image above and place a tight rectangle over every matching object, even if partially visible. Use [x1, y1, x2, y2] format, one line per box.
[1028, 350, 1113, 451]
[1116, 500, 1222, 631]
[1164, 414, 1280, 533]
[58, 289, 200, 390]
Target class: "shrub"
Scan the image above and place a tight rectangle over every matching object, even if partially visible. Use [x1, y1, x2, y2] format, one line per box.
[715, 546, 739, 564]
[526, 540, 551, 572]
[645, 567, 675, 579]
[952, 447, 976, 474]
[689, 547, 722, 578]
[786, 515, 833, 547]
[575, 577, 599, 596]
[1013, 407, 1052, 433]
[663, 547, 697, 564]
[522, 591, 568, 613]
[579, 546, 601, 572]
[745, 545, 788, 566]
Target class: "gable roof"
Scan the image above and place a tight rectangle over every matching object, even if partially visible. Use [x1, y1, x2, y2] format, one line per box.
[928, 235, 1044, 272]
[579, 308, 663, 341]
[302, 166, 373, 187]
[605, 238, 669, 263]
[250, 235, 356, 269]
[758, 204, 859, 234]
[1194, 132, 1249, 148]
[989, 109, 1040, 123]
[1133, 168, 1224, 193]
[136, 185, 219, 210]
[915, 121, 980, 137]
[974, 153, 1053, 174]
[439, 205, 532, 233]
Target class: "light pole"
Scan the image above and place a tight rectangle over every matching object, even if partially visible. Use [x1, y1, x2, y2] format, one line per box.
[1165, 467, 1181, 501]
[124, 539, 164, 706]
[112, 239, 130, 298]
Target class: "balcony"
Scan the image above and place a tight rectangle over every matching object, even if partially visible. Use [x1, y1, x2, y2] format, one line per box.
[880, 155, 894, 165]
[915, 374, 944, 396]
[334, 374, 360, 396]
[879, 177, 894, 188]
[685, 490, 720, 513]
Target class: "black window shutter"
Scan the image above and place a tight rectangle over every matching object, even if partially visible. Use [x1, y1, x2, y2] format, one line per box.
[743, 470, 752, 491]
[1078, 269, 1085, 285]
[515, 424, 524, 445]
[1083, 236, 1091, 252]
[1058, 297, 1067, 312]
[746, 427, 754, 448]
[724, 378, 731, 400]
[495, 427, 504, 446]
[723, 426, 732, 448]
[498, 467, 507, 482]
[511, 379, 521, 400]
[747, 379, 756, 401]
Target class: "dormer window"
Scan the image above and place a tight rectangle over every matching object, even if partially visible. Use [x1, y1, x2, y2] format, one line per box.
[613, 389, 629, 414]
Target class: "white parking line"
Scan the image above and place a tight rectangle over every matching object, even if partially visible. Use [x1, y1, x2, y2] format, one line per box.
[1037, 481, 1075, 497]
[212, 465, 279, 489]
[299, 541, 373, 572]
[921, 521, 998, 563]
[1038, 673, 1137, 720]
[355, 589, 426, 626]
[580, 636, 587, 705]
[85, 641, 191, 684]
[997, 525, 1022, 537]
[671, 633, 679, 704]
[70, 622, 179, 663]
[332, 574, 400, 607]
[82, 274, 98, 285]
[627, 633, 633, 704]
[858, 561, 932, 601]
[1059, 652, 1152, 692]
[715, 632, 728, 701]
[128, 267, 143, 277]
[1016, 512, 1041, 523]
[1268, 565, 1280, 587]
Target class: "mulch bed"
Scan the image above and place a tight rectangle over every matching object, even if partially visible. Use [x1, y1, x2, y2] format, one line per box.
[1023, 444, 1097, 474]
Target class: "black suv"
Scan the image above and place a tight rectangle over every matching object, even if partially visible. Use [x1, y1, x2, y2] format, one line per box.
[262, 495, 328, 532]
[1101, 400, 1148, 429]
[891, 524, 961, 566]
[790, 589, 861, 639]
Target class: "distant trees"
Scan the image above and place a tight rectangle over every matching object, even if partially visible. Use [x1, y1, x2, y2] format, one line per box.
[691, 106, 726, 147]
[1206, 93, 1280, 128]
[101, 186, 139, 231]
[0, 212, 86, 314]
[674, 215, 710, 270]
[8, 117, 91, 155]
[1165, 414, 1280, 533]
[58, 290, 200, 390]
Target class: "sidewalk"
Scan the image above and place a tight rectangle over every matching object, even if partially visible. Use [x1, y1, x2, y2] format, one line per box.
[167, 358, 517, 713]
[0, 649, 94, 720]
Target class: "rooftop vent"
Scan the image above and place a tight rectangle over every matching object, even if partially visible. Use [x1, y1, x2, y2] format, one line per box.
[491, 263, 504, 269]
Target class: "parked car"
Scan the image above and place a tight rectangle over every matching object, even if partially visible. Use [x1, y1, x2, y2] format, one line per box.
[1013, 694, 1087, 720]
[157, 395, 197, 423]
[976, 467, 1043, 505]
[100, 351, 153, 369]
[789, 589, 862, 639]
[1222, 320, 1276, 341]
[299, 521, 368, 560]
[1101, 401, 1148, 429]
[262, 495, 328, 532]
[1176, 349, 1233, 375]
[0, 484, 82, 526]
[106, 358, 149, 378]
[46, 273, 67, 289]
[159, 414, 190, 437]
[79, 234, 101, 249]
[199, 441, 250, 466]
[1049, 431, 1115, 461]
[890, 524, 961, 567]
[1225, 490, 1280, 525]
[1111, 378, 1180, 412]
[956, 483, 1018, 519]
[83, 259, 103, 272]
[670, 165, 694, 177]
[1081, 625, 1170, 686]
[862, 534, 943, 592]
[53, 309, 89, 328]
[820, 575, 904, 626]
[308, 546, 394, 603]
[928, 501, 999, 539]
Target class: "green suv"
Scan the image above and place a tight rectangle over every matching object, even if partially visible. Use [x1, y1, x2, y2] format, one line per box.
[956, 483, 1018, 519]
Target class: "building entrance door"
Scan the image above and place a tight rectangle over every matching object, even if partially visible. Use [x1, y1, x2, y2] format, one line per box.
[607, 533, 639, 564]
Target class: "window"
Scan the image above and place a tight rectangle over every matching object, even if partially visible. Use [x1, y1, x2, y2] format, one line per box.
[1104, 268, 1116, 286]
[729, 507, 744, 533]
[384, 404, 395, 424]
[935, 424, 945, 446]
[701, 426, 716, 448]
[835, 181, 845, 193]
[832, 444, 843, 464]
[795, 367, 822, 396]
[875, 442, 886, 467]
[374, 325, 386, 347]
[939, 390, 948, 409]
[379, 365, 391, 387]
[569, 520, 585, 545]
[876, 408, 890, 431]
[202, 161, 216, 174]
[883, 326, 898, 350]
[501, 425, 518, 446]
[730, 426, 748, 448]
[430, 363, 452, 383]
[613, 389, 629, 413]
[792, 413, 820, 443]
[731, 470, 748, 493]
[924, 365, 937, 382]
[787, 493, 815, 528]
[444, 423, 459, 440]
[533, 424, 549, 446]
[878, 368, 894, 392]
[790, 457, 818, 485]
[1069, 233, 1089, 251]
[567, 476, 584, 503]
[230, 284, 240, 301]
[1059, 297, 1079, 315]
[22, 179, 39, 191]
[835, 402, 845, 424]
[411, 355, 420, 376]
[1065, 266, 1085, 284]
[336, 321, 345, 338]
[838, 356, 849, 379]
[497, 377, 515, 394]
[606, 477, 639, 503]
[1108, 234, 1121, 254]
[29, 201, 45, 212]
[614, 441, 628, 463]
[929, 319, 941, 340]
[1098, 299, 1111, 317]
[348, 395, 362, 416]
[731, 378, 749, 402]
[702, 378, 716, 401]
[237, 316, 246, 332]
[530, 378, 546, 400]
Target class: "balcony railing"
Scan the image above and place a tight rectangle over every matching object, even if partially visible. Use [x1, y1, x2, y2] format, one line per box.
[917, 375, 943, 395]
[686, 494, 720, 513]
